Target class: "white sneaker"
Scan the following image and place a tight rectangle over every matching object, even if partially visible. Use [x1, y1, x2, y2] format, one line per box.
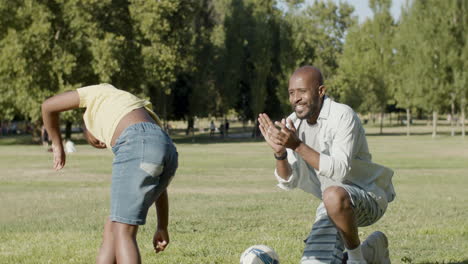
[361, 231, 390, 264]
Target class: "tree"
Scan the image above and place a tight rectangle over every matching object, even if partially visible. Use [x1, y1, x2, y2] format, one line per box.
[247, 0, 278, 130]
[0, 0, 146, 138]
[406, 1, 455, 137]
[334, 0, 395, 135]
[183, 0, 219, 119]
[447, 0, 468, 137]
[130, 0, 194, 124]
[0, 0, 61, 131]
[392, 1, 419, 136]
[279, 0, 356, 115]
[217, 0, 249, 119]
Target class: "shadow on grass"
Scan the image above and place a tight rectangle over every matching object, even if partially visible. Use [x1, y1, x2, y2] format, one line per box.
[417, 261, 468, 264]
[0, 132, 266, 146]
[365, 131, 466, 137]
[1, 129, 464, 146]
[171, 134, 264, 145]
[0, 135, 37, 145]
[366, 132, 434, 137]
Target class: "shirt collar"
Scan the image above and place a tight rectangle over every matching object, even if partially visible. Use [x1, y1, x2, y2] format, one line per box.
[318, 96, 331, 120]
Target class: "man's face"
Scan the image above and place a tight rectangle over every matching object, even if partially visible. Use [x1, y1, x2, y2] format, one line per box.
[288, 75, 322, 121]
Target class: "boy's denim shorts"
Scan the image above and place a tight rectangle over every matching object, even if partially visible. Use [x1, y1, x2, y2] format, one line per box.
[110, 122, 178, 225]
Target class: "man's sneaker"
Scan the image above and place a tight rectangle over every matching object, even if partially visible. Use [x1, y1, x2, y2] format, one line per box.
[361, 231, 390, 264]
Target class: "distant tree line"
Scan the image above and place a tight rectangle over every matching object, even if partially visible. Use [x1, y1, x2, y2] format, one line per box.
[332, 0, 467, 137]
[0, 0, 466, 137]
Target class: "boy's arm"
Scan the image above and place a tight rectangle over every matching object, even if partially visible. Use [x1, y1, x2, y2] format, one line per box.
[156, 189, 169, 230]
[41, 91, 80, 170]
[153, 189, 169, 253]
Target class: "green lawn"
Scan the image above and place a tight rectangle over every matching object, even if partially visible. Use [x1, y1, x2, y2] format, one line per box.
[0, 133, 467, 263]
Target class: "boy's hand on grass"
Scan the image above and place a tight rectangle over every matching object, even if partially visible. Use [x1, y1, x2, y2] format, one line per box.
[153, 228, 169, 253]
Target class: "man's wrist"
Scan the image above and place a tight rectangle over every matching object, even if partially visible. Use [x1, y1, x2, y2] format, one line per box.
[274, 150, 288, 160]
[292, 141, 302, 151]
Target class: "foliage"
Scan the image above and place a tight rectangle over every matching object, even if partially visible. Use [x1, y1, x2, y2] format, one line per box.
[0, 0, 466, 135]
[333, 0, 395, 116]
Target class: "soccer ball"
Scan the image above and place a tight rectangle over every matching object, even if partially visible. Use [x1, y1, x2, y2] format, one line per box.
[240, 245, 280, 264]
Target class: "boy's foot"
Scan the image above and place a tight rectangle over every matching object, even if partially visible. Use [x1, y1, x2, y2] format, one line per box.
[361, 231, 390, 264]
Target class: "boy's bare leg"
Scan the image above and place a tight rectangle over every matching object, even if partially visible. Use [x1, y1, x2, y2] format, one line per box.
[96, 218, 116, 264]
[113, 222, 141, 264]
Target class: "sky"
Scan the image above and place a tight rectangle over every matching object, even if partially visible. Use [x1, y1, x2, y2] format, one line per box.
[335, 0, 407, 23]
[305, 0, 408, 23]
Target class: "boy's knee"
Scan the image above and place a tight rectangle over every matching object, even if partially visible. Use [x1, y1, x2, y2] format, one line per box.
[112, 222, 139, 238]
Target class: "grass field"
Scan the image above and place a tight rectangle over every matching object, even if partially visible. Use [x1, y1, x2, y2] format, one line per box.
[1, 129, 467, 263]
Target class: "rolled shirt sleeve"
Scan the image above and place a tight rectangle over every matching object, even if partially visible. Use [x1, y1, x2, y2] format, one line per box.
[275, 169, 295, 190]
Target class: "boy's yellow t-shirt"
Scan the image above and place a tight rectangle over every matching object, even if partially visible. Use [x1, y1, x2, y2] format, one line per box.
[77, 83, 163, 147]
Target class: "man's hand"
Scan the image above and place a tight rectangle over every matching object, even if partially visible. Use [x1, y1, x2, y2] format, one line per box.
[52, 143, 66, 170]
[273, 118, 302, 150]
[258, 113, 285, 155]
[153, 228, 169, 253]
[259, 114, 302, 151]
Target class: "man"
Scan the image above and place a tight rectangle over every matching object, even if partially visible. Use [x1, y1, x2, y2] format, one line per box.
[258, 66, 395, 264]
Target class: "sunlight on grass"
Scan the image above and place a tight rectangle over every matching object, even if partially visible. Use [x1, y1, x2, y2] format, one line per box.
[0, 134, 467, 263]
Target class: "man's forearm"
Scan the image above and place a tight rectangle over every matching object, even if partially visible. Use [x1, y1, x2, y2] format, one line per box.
[156, 190, 169, 230]
[275, 150, 292, 180]
[294, 142, 320, 170]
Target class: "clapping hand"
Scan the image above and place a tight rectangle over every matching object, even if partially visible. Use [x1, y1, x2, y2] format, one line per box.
[258, 113, 301, 151]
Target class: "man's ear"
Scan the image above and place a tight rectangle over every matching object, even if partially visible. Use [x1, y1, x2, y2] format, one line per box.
[318, 85, 326, 97]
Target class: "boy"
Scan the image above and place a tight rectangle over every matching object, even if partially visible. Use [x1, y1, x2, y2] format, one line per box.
[42, 83, 178, 264]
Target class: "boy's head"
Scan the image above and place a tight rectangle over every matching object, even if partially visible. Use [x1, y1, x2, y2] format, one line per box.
[83, 126, 106, 149]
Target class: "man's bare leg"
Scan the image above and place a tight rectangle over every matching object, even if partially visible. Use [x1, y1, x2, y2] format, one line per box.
[323, 186, 360, 249]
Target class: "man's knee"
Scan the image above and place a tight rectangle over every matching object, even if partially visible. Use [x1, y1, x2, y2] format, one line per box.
[323, 186, 352, 216]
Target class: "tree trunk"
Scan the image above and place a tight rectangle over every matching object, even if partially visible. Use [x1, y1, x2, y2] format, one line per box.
[163, 93, 167, 132]
[186, 116, 194, 142]
[432, 111, 438, 138]
[65, 122, 72, 140]
[406, 108, 411, 136]
[252, 120, 257, 139]
[252, 119, 261, 139]
[379, 112, 384, 135]
[32, 120, 42, 143]
[451, 99, 455, 136]
[462, 98, 466, 138]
